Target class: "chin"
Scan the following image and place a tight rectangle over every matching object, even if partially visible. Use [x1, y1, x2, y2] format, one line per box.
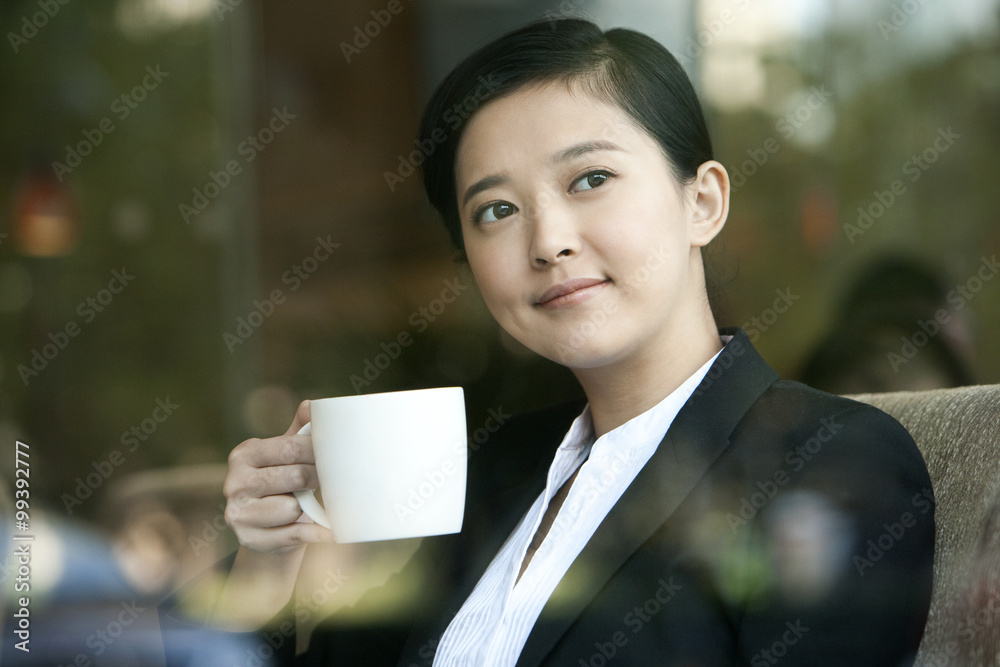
[504, 316, 634, 368]
[537, 337, 631, 371]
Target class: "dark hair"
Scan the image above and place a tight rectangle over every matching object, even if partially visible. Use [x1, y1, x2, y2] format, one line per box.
[800, 255, 975, 392]
[419, 18, 715, 254]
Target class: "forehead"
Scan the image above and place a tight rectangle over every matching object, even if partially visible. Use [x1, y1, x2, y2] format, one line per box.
[454, 81, 655, 183]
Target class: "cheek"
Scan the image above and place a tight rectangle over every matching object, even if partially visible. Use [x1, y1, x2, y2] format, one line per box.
[466, 251, 514, 313]
[604, 198, 689, 268]
[607, 234, 689, 301]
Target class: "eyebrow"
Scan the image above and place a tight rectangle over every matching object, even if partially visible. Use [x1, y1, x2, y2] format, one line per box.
[460, 139, 625, 208]
[462, 174, 509, 208]
[550, 139, 624, 165]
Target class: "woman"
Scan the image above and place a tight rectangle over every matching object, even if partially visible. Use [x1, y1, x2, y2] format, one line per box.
[164, 18, 934, 666]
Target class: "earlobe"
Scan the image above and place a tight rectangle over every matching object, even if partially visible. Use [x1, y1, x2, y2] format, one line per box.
[689, 160, 730, 247]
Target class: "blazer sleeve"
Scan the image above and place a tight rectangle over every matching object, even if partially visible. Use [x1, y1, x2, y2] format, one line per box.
[729, 398, 934, 666]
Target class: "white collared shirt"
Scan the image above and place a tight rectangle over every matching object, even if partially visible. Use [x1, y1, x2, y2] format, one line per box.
[433, 346, 724, 666]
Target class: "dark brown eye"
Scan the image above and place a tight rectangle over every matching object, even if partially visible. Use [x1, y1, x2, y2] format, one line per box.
[571, 170, 613, 192]
[477, 201, 517, 223]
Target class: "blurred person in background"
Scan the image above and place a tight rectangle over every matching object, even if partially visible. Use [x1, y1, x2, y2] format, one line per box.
[799, 256, 976, 394]
[0, 467, 254, 665]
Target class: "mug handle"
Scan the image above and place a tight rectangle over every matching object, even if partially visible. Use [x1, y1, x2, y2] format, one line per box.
[292, 423, 332, 530]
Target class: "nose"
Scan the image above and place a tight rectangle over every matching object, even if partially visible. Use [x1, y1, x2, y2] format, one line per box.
[528, 195, 581, 269]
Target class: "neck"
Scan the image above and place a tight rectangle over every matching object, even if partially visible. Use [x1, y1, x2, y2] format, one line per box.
[572, 315, 722, 438]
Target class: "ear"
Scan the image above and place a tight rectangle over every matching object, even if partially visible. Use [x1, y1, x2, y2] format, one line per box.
[687, 160, 730, 247]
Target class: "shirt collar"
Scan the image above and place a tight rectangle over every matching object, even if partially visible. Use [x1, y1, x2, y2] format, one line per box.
[558, 338, 729, 460]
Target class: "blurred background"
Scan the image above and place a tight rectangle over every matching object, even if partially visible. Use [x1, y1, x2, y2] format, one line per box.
[0, 0, 997, 663]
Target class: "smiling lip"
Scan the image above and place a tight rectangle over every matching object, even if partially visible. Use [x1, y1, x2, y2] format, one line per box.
[536, 278, 610, 310]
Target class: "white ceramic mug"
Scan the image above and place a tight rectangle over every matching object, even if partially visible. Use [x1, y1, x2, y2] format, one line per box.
[293, 387, 467, 543]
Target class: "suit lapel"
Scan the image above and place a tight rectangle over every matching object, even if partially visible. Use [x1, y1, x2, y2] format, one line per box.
[516, 330, 779, 667]
[397, 400, 585, 664]
[436, 460, 550, 627]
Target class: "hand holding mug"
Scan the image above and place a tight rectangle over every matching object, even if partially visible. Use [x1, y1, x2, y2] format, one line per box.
[293, 387, 467, 543]
[223, 400, 333, 554]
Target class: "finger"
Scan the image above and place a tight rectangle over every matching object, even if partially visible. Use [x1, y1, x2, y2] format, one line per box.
[239, 521, 335, 553]
[235, 463, 318, 503]
[284, 399, 312, 437]
[231, 434, 315, 470]
[227, 494, 308, 530]
[251, 463, 320, 497]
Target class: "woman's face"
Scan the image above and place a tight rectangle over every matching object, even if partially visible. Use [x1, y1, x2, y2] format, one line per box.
[454, 81, 726, 371]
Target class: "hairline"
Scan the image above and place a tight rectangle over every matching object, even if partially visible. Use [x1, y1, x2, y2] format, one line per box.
[453, 73, 692, 206]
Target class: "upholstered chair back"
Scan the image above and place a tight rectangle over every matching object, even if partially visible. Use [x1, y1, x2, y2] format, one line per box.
[851, 385, 1000, 666]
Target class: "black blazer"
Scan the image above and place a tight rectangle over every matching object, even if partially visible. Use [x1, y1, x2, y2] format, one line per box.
[162, 329, 935, 666]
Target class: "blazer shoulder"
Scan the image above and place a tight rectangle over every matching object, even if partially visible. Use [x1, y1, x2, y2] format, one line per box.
[734, 379, 932, 498]
[751, 378, 917, 442]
